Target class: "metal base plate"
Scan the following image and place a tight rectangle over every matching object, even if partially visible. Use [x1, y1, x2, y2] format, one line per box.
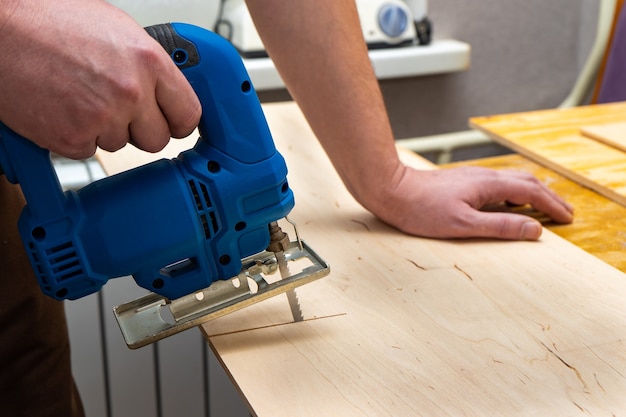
[113, 240, 329, 349]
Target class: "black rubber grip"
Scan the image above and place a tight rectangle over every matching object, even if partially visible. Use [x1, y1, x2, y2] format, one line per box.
[145, 23, 200, 69]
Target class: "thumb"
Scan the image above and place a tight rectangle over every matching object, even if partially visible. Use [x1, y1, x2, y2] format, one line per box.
[470, 211, 544, 241]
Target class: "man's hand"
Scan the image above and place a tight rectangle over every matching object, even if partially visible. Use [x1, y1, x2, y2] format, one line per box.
[373, 165, 574, 240]
[0, 0, 201, 159]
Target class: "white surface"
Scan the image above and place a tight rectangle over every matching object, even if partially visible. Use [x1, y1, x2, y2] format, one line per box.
[245, 39, 471, 91]
[105, 0, 468, 91]
[369, 39, 470, 79]
[222, 0, 418, 52]
[54, 158, 106, 190]
[357, 0, 416, 44]
[106, 0, 219, 29]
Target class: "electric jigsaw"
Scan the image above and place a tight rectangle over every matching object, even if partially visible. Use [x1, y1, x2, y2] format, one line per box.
[0, 23, 329, 349]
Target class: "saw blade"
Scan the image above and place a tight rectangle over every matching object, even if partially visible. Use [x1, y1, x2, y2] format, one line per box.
[285, 289, 303, 322]
[276, 250, 304, 322]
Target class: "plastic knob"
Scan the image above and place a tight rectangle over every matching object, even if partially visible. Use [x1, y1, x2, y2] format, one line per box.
[378, 3, 409, 38]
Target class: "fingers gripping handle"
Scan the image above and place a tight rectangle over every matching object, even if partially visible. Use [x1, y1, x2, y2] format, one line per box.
[145, 23, 277, 164]
[0, 23, 291, 302]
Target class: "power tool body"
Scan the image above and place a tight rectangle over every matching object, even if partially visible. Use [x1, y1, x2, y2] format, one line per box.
[0, 23, 329, 348]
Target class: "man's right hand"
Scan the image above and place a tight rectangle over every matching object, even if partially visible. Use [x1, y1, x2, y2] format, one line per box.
[0, 0, 202, 159]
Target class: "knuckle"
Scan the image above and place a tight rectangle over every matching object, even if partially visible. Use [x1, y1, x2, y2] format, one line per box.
[60, 139, 96, 159]
[98, 136, 127, 153]
[170, 104, 201, 138]
[59, 132, 91, 156]
[136, 41, 164, 66]
[134, 133, 169, 153]
[114, 76, 143, 105]
[113, 47, 160, 103]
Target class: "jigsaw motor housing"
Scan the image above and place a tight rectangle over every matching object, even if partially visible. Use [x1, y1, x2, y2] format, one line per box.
[0, 23, 294, 300]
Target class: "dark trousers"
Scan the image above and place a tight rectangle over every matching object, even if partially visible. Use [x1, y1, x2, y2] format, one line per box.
[0, 176, 85, 417]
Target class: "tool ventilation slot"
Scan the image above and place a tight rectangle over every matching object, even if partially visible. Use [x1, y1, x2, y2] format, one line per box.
[188, 180, 219, 239]
[47, 241, 84, 281]
[30, 241, 85, 287]
[28, 242, 49, 290]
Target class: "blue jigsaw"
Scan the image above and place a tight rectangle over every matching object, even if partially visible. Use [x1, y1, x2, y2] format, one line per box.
[0, 23, 329, 348]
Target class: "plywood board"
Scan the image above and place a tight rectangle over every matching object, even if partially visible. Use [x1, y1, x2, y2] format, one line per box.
[98, 102, 626, 416]
[444, 154, 626, 272]
[581, 121, 626, 152]
[470, 102, 626, 207]
[202, 103, 626, 416]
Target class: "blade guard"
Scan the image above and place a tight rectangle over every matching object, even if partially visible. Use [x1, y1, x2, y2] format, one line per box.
[114, 240, 329, 349]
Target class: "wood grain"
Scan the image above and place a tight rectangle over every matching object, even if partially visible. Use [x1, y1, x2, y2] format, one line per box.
[445, 154, 626, 273]
[470, 102, 626, 207]
[98, 102, 626, 416]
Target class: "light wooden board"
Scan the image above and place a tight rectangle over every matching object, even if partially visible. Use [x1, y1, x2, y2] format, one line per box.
[470, 102, 626, 207]
[98, 102, 626, 416]
[581, 122, 626, 153]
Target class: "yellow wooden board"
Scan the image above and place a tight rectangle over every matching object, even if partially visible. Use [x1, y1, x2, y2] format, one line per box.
[470, 102, 626, 207]
[445, 154, 626, 273]
[581, 121, 626, 153]
[98, 102, 626, 416]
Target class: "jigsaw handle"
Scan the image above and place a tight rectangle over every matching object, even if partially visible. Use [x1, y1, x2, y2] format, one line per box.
[0, 121, 110, 299]
[146, 23, 276, 164]
[0, 127, 66, 219]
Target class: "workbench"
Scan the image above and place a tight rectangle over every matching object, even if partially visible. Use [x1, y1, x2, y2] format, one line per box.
[98, 101, 626, 416]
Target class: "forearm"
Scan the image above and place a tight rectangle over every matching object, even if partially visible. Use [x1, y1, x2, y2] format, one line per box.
[246, 0, 404, 213]
[248, 1, 573, 241]
[0, 1, 18, 32]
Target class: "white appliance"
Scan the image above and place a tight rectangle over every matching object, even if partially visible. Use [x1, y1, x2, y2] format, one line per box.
[215, 0, 431, 58]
